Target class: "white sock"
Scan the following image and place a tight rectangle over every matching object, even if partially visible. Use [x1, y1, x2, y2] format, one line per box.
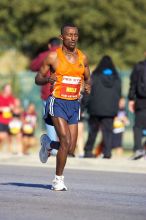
[55, 175, 63, 180]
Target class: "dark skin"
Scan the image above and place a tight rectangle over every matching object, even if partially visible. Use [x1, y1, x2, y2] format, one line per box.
[36, 26, 90, 176]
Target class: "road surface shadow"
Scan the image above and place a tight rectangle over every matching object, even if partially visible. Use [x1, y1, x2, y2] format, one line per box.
[0, 182, 52, 190]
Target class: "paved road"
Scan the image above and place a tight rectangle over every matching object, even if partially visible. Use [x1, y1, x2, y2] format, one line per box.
[0, 163, 146, 220]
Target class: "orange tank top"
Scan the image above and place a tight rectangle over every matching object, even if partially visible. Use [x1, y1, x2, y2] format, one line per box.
[52, 48, 85, 100]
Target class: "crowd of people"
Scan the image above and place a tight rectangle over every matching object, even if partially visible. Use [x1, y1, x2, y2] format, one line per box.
[75, 52, 146, 160]
[0, 84, 37, 155]
[1, 25, 146, 162]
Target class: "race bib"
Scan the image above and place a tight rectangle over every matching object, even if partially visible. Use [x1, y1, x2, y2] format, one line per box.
[22, 124, 34, 134]
[2, 108, 12, 119]
[60, 76, 81, 98]
[113, 117, 125, 133]
[113, 118, 124, 129]
[9, 119, 22, 135]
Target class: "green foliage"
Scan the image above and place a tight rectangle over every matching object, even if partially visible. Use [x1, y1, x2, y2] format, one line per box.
[0, 0, 146, 68]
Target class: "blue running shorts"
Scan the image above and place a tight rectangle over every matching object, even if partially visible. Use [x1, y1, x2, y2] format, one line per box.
[44, 96, 80, 125]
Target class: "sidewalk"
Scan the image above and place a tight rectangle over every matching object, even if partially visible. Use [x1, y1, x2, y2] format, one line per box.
[0, 152, 146, 174]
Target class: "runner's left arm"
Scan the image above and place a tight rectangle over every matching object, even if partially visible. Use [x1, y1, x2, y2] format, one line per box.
[83, 54, 91, 94]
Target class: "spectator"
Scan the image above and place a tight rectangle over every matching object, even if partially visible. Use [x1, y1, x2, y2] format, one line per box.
[128, 52, 146, 160]
[21, 103, 37, 155]
[112, 97, 129, 157]
[8, 98, 23, 154]
[0, 84, 16, 152]
[84, 55, 121, 159]
[30, 38, 61, 149]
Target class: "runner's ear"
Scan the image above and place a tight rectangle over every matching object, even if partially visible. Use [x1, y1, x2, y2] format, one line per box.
[59, 35, 63, 41]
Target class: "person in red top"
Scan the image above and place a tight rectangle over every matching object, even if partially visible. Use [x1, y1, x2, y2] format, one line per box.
[30, 37, 61, 101]
[30, 37, 61, 147]
[0, 84, 16, 151]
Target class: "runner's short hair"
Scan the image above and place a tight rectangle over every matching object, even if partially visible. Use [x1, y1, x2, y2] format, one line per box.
[61, 23, 78, 34]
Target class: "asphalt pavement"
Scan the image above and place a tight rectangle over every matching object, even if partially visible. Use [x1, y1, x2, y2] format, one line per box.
[0, 153, 146, 220]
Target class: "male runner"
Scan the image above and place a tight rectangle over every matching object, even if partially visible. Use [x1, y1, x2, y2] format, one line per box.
[35, 23, 90, 191]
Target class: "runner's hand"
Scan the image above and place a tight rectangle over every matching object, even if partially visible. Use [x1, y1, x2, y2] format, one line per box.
[49, 73, 57, 84]
[84, 82, 91, 94]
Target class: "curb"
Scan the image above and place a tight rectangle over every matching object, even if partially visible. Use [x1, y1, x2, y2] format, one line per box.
[0, 153, 146, 174]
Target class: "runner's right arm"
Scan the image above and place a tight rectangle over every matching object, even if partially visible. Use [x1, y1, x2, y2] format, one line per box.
[35, 53, 57, 85]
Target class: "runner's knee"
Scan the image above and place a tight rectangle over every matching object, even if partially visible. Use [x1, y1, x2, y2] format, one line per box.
[59, 134, 71, 150]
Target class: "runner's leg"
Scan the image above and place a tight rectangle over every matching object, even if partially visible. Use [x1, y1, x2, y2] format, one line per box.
[68, 124, 78, 155]
[51, 116, 71, 176]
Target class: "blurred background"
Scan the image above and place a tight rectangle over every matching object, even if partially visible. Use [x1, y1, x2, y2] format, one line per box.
[0, 0, 146, 154]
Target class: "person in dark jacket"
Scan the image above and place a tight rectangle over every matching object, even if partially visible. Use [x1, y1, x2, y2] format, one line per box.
[84, 55, 121, 158]
[128, 53, 146, 160]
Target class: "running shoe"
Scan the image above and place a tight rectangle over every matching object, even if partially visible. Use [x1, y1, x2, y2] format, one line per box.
[39, 134, 51, 163]
[130, 150, 145, 160]
[51, 175, 67, 191]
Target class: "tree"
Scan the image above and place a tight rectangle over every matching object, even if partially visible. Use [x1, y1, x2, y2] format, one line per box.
[0, 0, 146, 68]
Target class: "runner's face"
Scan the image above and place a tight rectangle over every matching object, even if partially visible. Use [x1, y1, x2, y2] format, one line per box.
[61, 27, 79, 50]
